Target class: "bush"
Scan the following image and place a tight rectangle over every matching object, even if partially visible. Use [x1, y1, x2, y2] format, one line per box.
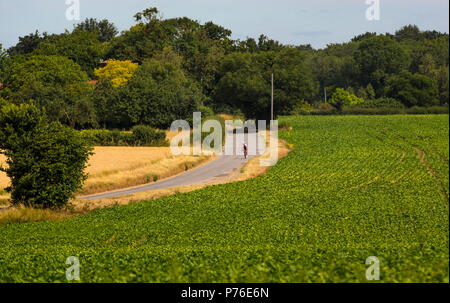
[341, 107, 405, 115]
[405, 106, 449, 115]
[81, 129, 114, 146]
[290, 100, 313, 115]
[329, 88, 364, 111]
[131, 125, 166, 146]
[318, 103, 335, 111]
[123, 52, 204, 129]
[0, 103, 93, 209]
[386, 71, 439, 107]
[1, 55, 96, 128]
[212, 104, 245, 119]
[352, 97, 405, 109]
[81, 127, 167, 147]
[198, 105, 215, 119]
[310, 108, 339, 115]
[425, 106, 449, 114]
[304, 106, 448, 116]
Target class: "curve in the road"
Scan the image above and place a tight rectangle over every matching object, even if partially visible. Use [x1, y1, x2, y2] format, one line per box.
[80, 129, 265, 200]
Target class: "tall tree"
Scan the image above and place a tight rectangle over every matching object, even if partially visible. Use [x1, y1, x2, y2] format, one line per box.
[34, 30, 106, 77]
[1, 55, 96, 128]
[395, 25, 422, 41]
[7, 31, 45, 56]
[355, 35, 409, 95]
[107, 8, 173, 63]
[386, 71, 439, 107]
[74, 18, 119, 42]
[436, 66, 449, 105]
[99, 48, 204, 129]
[214, 48, 317, 119]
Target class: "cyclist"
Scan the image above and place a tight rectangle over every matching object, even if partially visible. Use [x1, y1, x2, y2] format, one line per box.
[243, 143, 248, 159]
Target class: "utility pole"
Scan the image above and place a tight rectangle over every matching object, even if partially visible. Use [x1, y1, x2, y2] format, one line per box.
[324, 86, 327, 103]
[271, 72, 274, 122]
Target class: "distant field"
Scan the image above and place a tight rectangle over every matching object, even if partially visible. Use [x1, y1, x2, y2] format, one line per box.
[0, 115, 448, 282]
[0, 147, 211, 199]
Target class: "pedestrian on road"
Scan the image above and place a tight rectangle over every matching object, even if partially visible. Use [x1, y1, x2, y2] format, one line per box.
[243, 143, 248, 159]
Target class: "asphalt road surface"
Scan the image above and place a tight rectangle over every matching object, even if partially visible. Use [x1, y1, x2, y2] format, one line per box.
[80, 128, 265, 200]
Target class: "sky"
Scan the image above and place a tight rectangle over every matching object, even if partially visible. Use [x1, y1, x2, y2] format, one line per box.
[0, 0, 449, 50]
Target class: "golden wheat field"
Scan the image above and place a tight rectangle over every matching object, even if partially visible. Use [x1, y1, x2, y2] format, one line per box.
[0, 147, 212, 200]
[0, 156, 9, 200]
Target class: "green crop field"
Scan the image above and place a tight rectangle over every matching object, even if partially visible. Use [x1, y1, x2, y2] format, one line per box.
[0, 115, 448, 283]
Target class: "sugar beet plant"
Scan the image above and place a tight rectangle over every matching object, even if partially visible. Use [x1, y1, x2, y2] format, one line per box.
[0, 115, 448, 282]
[0, 102, 93, 209]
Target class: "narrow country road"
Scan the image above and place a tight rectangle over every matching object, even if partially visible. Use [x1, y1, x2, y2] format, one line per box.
[80, 128, 266, 200]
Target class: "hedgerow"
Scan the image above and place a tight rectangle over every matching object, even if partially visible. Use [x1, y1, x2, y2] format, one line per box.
[307, 106, 449, 116]
[81, 126, 167, 147]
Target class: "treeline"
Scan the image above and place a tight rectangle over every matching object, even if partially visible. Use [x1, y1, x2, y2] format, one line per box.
[0, 7, 448, 130]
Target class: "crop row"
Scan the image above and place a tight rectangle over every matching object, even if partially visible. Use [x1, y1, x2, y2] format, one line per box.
[0, 115, 448, 282]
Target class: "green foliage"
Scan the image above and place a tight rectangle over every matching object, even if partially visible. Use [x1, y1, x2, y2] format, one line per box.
[307, 105, 448, 116]
[405, 106, 449, 115]
[340, 107, 405, 115]
[131, 125, 167, 146]
[351, 32, 377, 42]
[436, 66, 449, 105]
[4, 55, 88, 91]
[350, 97, 405, 109]
[0, 98, 8, 108]
[81, 129, 130, 146]
[290, 100, 314, 115]
[329, 88, 364, 111]
[7, 31, 45, 56]
[1, 55, 96, 128]
[35, 30, 106, 77]
[107, 8, 170, 63]
[214, 48, 317, 120]
[81, 127, 167, 147]
[309, 42, 359, 96]
[3, 10, 449, 128]
[118, 50, 204, 129]
[0, 115, 448, 282]
[386, 71, 439, 107]
[134, 7, 160, 23]
[0, 103, 93, 209]
[213, 52, 267, 118]
[356, 84, 375, 100]
[198, 105, 215, 118]
[74, 18, 118, 43]
[354, 35, 410, 93]
[91, 80, 121, 128]
[149, 18, 231, 95]
[395, 25, 422, 41]
[107, 10, 231, 95]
